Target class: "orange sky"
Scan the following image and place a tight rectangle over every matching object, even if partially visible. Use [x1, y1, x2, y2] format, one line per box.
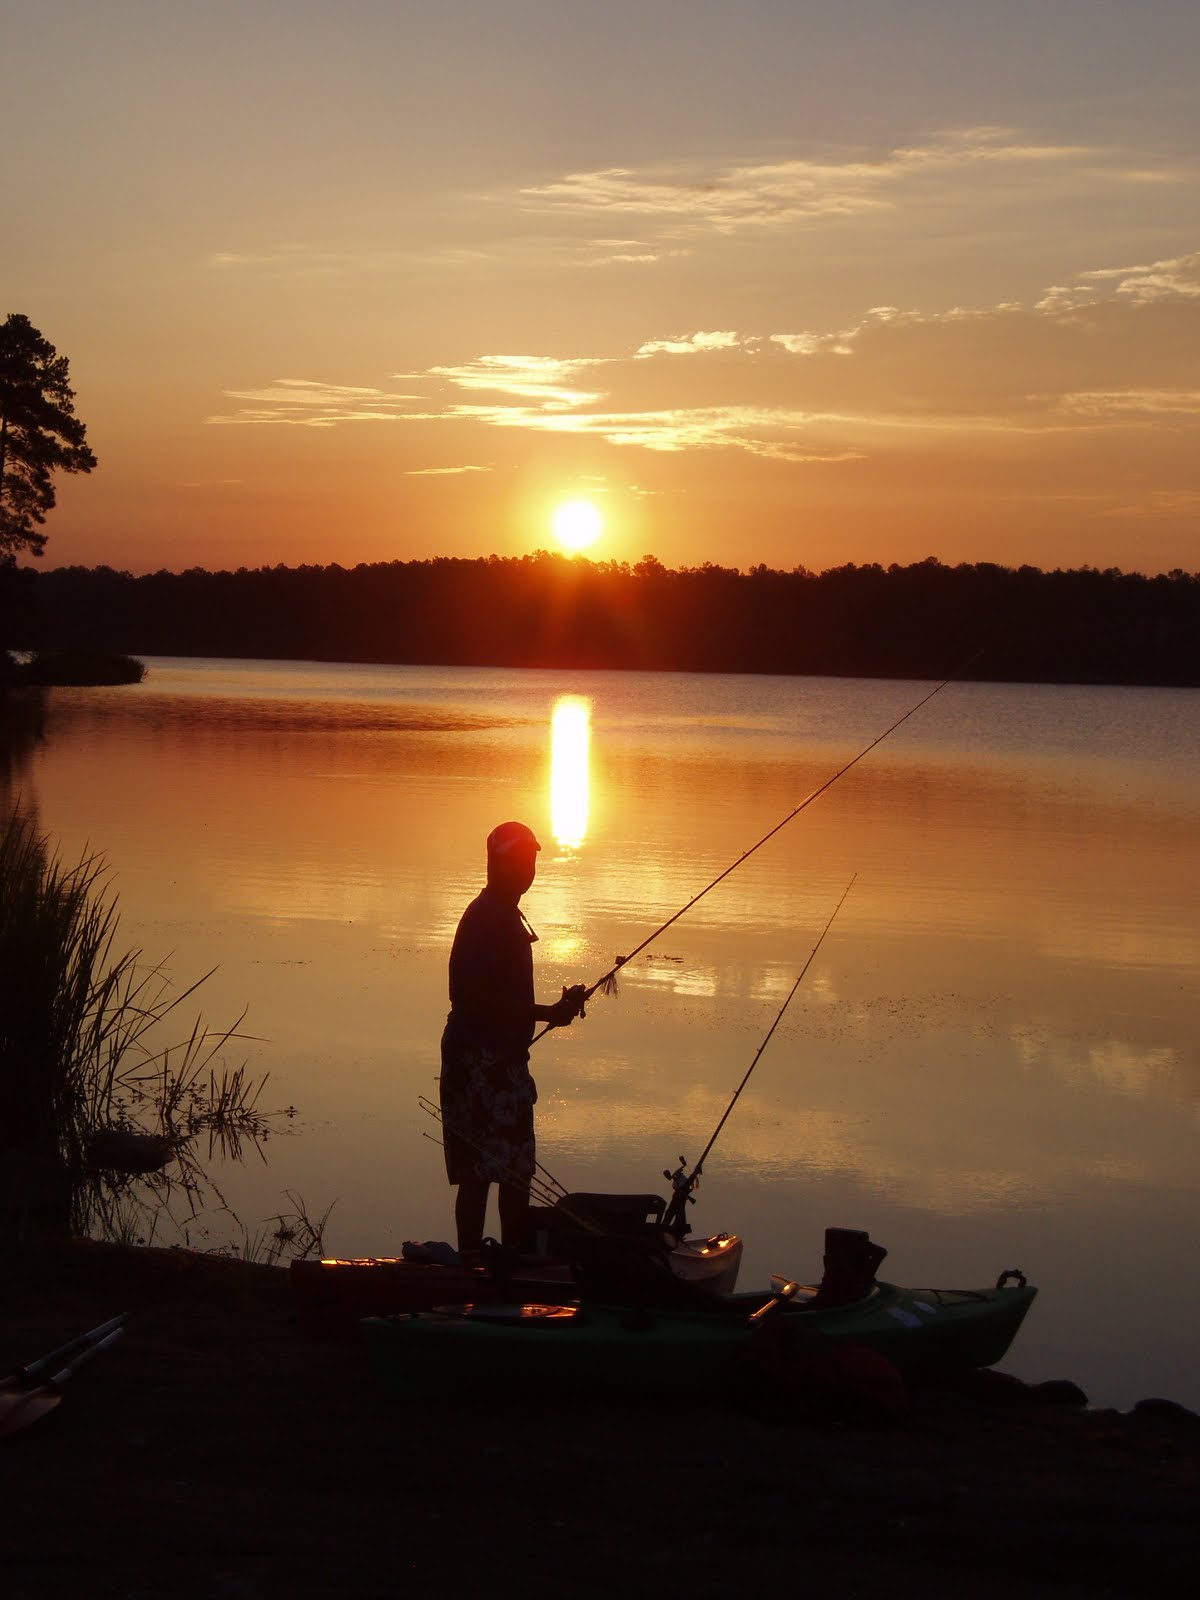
[3, 1, 1198, 576]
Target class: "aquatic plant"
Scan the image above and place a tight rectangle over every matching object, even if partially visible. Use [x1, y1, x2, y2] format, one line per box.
[210, 1190, 335, 1266]
[0, 809, 287, 1244]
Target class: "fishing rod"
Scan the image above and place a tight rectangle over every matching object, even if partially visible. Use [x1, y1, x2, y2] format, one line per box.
[419, 1120, 567, 1217]
[421, 1130, 563, 1215]
[531, 651, 981, 1044]
[661, 873, 857, 1236]
[418, 1095, 571, 1203]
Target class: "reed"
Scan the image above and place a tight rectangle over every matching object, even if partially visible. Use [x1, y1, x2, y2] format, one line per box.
[220, 1190, 335, 1265]
[0, 809, 271, 1240]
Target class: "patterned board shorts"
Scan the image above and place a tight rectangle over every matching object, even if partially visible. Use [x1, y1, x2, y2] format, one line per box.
[439, 1032, 537, 1186]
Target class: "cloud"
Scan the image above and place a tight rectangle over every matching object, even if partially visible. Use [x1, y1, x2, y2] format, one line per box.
[428, 354, 605, 408]
[1078, 252, 1200, 301]
[206, 246, 374, 277]
[1102, 490, 1200, 520]
[208, 377, 421, 428]
[519, 159, 888, 233]
[404, 464, 489, 476]
[1059, 389, 1200, 418]
[770, 332, 827, 356]
[1035, 285, 1098, 313]
[635, 331, 744, 357]
[582, 237, 685, 267]
[516, 130, 1114, 239]
[440, 398, 863, 461]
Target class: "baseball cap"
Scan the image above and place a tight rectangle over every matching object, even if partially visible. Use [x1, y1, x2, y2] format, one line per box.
[486, 820, 541, 857]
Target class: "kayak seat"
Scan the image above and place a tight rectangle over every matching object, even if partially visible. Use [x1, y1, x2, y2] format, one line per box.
[568, 1233, 729, 1313]
[521, 1192, 667, 1255]
[808, 1227, 889, 1308]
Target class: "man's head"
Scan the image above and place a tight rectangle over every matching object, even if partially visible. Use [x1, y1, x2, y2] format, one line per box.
[486, 820, 541, 897]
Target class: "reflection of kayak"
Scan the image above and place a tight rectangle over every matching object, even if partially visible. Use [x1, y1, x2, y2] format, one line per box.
[362, 1276, 1037, 1397]
[290, 1232, 743, 1337]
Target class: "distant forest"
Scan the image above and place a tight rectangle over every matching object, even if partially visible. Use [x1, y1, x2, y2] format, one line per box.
[10, 554, 1200, 686]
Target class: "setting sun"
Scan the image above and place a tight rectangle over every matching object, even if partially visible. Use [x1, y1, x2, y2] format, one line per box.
[552, 499, 603, 554]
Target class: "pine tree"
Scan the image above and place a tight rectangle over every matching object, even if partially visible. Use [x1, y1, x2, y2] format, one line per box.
[0, 314, 97, 564]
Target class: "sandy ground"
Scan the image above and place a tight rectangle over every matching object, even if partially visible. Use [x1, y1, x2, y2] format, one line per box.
[3, 1240, 1198, 1599]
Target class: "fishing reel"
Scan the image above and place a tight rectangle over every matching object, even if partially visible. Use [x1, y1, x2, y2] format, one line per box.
[663, 1156, 698, 1204]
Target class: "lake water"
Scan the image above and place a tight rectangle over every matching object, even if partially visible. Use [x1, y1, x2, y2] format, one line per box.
[9, 659, 1199, 1410]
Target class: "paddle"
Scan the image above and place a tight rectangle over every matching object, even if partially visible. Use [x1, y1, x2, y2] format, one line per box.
[0, 1324, 126, 1438]
[1, 1314, 127, 1396]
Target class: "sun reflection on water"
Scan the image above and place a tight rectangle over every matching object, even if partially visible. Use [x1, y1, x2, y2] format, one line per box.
[550, 695, 591, 849]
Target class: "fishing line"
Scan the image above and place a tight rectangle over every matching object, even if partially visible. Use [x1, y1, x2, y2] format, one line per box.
[420, 1133, 568, 1218]
[661, 873, 856, 1235]
[532, 649, 981, 1043]
[419, 1095, 572, 1208]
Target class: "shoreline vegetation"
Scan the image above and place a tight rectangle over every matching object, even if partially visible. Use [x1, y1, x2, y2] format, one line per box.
[11, 553, 1200, 686]
[0, 810, 312, 1258]
[1, 649, 145, 687]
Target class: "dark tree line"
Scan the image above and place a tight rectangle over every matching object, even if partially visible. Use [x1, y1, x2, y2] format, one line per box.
[13, 553, 1200, 686]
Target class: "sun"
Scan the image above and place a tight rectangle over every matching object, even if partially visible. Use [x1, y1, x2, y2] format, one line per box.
[552, 499, 603, 554]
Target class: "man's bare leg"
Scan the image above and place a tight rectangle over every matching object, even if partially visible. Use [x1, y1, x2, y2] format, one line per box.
[498, 1180, 530, 1249]
[455, 1178, 490, 1254]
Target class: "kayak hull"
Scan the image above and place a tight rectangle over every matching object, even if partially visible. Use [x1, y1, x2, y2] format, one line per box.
[361, 1279, 1037, 1397]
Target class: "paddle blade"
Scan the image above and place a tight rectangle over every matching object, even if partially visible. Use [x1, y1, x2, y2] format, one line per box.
[0, 1386, 62, 1438]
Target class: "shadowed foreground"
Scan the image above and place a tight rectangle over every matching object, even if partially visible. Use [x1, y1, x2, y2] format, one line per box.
[4, 1242, 1197, 1598]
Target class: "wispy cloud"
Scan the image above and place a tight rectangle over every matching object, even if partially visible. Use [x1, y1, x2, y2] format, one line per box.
[1059, 389, 1200, 418]
[404, 464, 489, 475]
[440, 399, 863, 461]
[1102, 490, 1200, 520]
[428, 355, 605, 408]
[208, 378, 420, 428]
[1078, 252, 1200, 300]
[516, 130, 1111, 238]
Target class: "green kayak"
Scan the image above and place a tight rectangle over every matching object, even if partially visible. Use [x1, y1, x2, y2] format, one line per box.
[362, 1274, 1036, 1398]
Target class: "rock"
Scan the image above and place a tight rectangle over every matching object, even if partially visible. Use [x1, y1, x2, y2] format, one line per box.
[1033, 1378, 1088, 1409]
[86, 1128, 176, 1174]
[1130, 1397, 1200, 1429]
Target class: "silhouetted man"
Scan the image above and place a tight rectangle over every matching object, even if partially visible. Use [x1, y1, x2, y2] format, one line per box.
[440, 821, 585, 1254]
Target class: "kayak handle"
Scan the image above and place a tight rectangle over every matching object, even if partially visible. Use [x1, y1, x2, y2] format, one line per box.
[996, 1269, 1027, 1290]
[747, 1279, 801, 1330]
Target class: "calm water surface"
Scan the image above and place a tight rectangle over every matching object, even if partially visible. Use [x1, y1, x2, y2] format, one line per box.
[13, 659, 1200, 1409]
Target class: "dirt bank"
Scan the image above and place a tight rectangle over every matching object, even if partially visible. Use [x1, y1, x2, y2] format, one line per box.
[4, 1241, 1197, 1598]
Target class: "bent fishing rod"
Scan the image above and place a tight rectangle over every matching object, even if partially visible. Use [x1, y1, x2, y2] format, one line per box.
[660, 873, 856, 1236]
[532, 651, 980, 1045]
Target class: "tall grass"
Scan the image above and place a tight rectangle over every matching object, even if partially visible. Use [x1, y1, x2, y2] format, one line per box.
[0, 810, 280, 1241]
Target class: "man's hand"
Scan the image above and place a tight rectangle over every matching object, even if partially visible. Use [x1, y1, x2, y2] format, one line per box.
[545, 984, 588, 1027]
